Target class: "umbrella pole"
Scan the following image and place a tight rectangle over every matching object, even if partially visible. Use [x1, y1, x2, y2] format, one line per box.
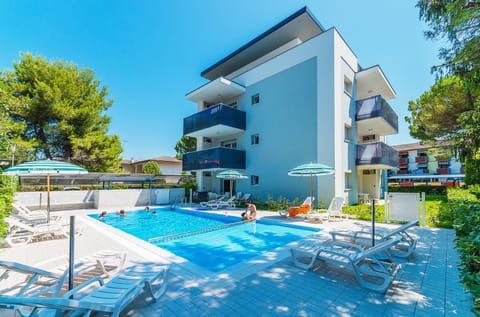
[371, 199, 376, 247]
[47, 174, 51, 223]
[310, 173, 313, 212]
[68, 216, 75, 290]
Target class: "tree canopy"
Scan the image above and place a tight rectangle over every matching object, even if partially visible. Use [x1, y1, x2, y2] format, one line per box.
[0, 53, 123, 172]
[142, 161, 161, 174]
[175, 136, 196, 159]
[406, 76, 473, 141]
[412, 0, 480, 183]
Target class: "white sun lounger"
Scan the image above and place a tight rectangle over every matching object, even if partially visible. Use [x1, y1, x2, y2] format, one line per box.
[0, 250, 127, 297]
[290, 236, 402, 292]
[4, 217, 69, 247]
[330, 219, 419, 258]
[0, 262, 168, 317]
[12, 202, 62, 223]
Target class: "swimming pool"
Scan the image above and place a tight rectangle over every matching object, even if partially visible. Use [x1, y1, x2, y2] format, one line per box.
[92, 208, 319, 272]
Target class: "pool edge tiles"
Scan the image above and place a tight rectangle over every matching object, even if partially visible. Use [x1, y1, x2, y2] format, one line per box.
[89, 207, 321, 275]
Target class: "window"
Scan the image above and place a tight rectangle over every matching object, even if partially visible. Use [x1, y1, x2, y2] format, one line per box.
[204, 172, 211, 177]
[251, 175, 259, 186]
[251, 134, 260, 145]
[221, 139, 237, 148]
[203, 137, 212, 144]
[344, 76, 353, 96]
[251, 94, 260, 105]
[344, 127, 352, 143]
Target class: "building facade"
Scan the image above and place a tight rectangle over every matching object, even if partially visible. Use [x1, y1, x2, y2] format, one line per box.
[390, 142, 465, 185]
[182, 7, 399, 205]
[121, 156, 183, 175]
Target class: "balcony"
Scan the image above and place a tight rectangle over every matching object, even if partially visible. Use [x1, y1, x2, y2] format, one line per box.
[415, 156, 428, 163]
[437, 168, 450, 175]
[183, 147, 246, 171]
[356, 142, 399, 170]
[183, 104, 246, 138]
[356, 95, 398, 137]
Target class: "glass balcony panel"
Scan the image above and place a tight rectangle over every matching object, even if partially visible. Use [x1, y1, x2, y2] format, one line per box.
[183, 147, 246, 171]
[356, 142, 399, 169]
[183, 104, 246, 137]
[356, 95, 398, 135]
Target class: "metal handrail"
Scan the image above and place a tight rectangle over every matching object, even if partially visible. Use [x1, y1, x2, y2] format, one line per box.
[148, 220, 251, 243]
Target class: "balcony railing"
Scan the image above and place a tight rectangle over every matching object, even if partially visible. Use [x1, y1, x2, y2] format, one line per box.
[356, 95, 398, 133]
[437, 168, 450, 175]
[183, 104, 246, 136]
[356, 142, 399, 168]
[182, 147, 246, 171]
[415, 156, 428, 163]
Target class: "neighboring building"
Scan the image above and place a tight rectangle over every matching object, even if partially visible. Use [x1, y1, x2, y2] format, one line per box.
[181, 7, 399, 205]
[390, 142, 465, 185]
[121, 156, 183, 175]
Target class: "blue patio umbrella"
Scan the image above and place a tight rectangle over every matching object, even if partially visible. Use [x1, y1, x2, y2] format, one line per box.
[216, 170, 248, 199]
[3, 160, 87, 290]
[3, 160, 88, 221]
[288, 163, 335, 211]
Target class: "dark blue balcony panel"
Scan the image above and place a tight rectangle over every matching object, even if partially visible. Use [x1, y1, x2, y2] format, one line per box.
[356, 142, 399, 169]
[183, 147, 246, 171]
[356, 95, 398, 136]
[183, 104, 246, 138]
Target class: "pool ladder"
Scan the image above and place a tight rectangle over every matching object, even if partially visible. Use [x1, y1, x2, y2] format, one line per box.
[148, 220, 253, 243]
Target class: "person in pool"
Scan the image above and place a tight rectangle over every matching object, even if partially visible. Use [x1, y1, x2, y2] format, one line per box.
[145, 206, 150, 212]
[119, 209, 126, 217]
[241, 203, 257, 221]
[99, 211, 107, 220]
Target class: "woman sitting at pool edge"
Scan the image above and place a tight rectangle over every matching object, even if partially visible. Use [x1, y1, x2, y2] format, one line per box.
[242, 203, 257, 221]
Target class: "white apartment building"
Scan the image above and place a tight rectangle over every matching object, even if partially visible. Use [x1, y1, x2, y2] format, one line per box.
[182, 7, 399, 206]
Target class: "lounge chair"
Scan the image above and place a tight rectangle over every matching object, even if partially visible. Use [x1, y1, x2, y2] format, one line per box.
[199, 195, 226, 208]
[4, 217, 69, 247]
[290, 236, 402, 292]
[280, 197, 313, 218]
[12, 202, 62, 223]
[0, 250, 127, 297]
[211, 196, 237, 209]
[305, 196, 346, 222]
[330, 219, 419, 258]
[0, 262, 168, 317]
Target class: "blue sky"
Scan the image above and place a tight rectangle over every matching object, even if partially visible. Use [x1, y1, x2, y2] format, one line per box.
[0, 0, 442, 160]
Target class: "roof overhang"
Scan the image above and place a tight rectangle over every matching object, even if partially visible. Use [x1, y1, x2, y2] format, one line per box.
[356, 66, 396, 100]
[186, 77, 245, 104]
[200, 6, 324, 80]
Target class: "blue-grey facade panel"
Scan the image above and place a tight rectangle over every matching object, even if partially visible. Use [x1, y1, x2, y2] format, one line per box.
[183, 148, 246, 171]
[355, 95, 398, 133]
[183, 104, 246, 135]
[356, 142, 399, 168]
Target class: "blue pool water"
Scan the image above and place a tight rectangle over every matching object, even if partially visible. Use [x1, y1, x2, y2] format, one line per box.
[91, 208, 319, 272]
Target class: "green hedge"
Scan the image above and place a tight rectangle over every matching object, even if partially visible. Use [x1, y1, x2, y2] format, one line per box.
[0, 175, 15, 239]
[388, 185, 447, 195]
[448, 187, 480, 315]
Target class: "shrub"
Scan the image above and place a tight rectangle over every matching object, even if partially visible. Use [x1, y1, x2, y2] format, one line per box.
[388, 185, 447, 195]
[0, 175, 16, 239]
[448, 187, 480, 314]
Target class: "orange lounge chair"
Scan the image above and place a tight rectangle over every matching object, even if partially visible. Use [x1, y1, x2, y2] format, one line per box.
[288, 204, 311, 217]
[286, 197, 313, 217]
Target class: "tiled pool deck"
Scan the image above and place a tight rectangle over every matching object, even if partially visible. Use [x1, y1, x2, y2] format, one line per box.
[0, 207, 474, 316]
